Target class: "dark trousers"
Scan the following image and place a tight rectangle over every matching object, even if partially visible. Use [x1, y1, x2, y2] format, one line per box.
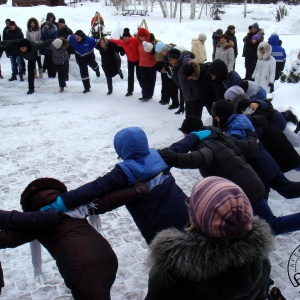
[78, 60, 99, 90]
[55, 64, 66, 88]
[127, 60, 141, 93]
[63, 59, 70, 79]
[139, 66, 156, 98]
[252, 197, 300, 235]
[44, 55, 56, 78]
[161, 73, 179, 105]
[35, 56, 42, 69]
[185, 99, 203, 119]
[28, 59, 35, 91]
[106, 76, 112, 93]
[179, 89, 185, 111]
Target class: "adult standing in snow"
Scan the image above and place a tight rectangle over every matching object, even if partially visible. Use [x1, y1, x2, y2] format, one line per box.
[41, 21, 58, 78]
[110, 27, 140, 97]
[57, 18, 73, 81]
[67, 30, 100, 93]
[26, 17, 43, 79]
[212, 28, 223, 60]
[0, 38, 54, 94]
[225, 25, 238, 69]
[136, 27, 156, 101]
[95, 37, 123, 95]
[145, 176, 273, 300]
[268, 33, 286, 86]
[214, 33, 235, 73]
[252, 41, 276, 93]
[40, 127, 190, 245]
[191, 33, 207, 64]
[5, 21, 25, 82]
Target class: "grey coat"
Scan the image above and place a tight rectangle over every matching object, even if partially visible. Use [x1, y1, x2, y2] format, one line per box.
[47, 37, 69, 65]
[214, 41, 235, 72]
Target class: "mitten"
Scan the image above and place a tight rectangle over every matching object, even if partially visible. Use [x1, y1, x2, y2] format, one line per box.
[157, 149, 178, 166]
[191, 130, 211, 141]
[142, 41, 154, 52]
[40, 196, 68, 213]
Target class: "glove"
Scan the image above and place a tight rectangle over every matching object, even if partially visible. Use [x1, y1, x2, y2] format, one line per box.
[242, 107, 254, 116]
[157, 149, 178, 166]
[40, 196, 68, 213]
[191, 130, 211, 141]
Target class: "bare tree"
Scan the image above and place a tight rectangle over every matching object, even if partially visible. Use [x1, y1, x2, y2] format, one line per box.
[157, 0, 168, 17]
[190, 0, 196, 19]
[244, 0, 247, 18]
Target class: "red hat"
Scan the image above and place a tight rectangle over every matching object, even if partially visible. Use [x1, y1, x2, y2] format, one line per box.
[138, 27, 148, 37]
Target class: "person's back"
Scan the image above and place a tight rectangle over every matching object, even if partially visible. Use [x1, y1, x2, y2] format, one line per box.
[146, 177, 273, 300]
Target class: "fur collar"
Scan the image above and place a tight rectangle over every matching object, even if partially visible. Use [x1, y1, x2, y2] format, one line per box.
[189, 59, 200, 80]
[257, 41, 272, 60]
[217, 40, 234, 50]
[148, 217, 273, 282]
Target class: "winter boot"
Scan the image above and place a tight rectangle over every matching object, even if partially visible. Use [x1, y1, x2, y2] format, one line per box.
[34, 69, 38, 79]
[0, 64, 3, 79]
[267, 286, 286, 300]
[284, 110, 298, 125]
[38, 68, 43, 78]
[8, 75, 17, 81]
[19, 75, 24, 82]
[295, 121, 300, 134]
[59, 87, 64, 93]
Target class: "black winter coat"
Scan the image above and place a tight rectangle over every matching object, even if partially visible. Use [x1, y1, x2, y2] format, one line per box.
[145, 217, 273, 300]
[167, 127, 265, 204]
[4, 27, 24, 41]
[0, 39, 53, 61]
[225, 29, 238, 58]
[96, 40, 121, 77]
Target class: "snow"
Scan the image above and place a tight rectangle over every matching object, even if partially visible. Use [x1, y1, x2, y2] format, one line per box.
[0, 1, 300, 299]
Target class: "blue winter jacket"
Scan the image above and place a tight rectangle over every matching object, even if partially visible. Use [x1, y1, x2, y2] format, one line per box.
[225, 114, 279, 187]
[268, 34, 286, 63]
[68, 35, 98, 57]
[61, 127, 189, 244]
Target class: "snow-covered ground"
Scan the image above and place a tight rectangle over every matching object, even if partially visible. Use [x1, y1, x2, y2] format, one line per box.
[0, 1, 300, 299]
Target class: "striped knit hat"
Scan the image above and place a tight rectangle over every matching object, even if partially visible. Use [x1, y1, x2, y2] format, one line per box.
[189, 176, 253, 238]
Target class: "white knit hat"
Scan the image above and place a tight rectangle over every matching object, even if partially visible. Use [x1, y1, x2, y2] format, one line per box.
[142, 41, 153, 52]
[52, 38, 63, 49]
[198, 33, 207, 41]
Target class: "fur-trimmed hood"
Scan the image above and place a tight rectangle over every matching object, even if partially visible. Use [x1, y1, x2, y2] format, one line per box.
[27, 17, 40, 31]
[257, 41, 272, 60]
[60, 37, 69, 50]
[188, 60, 200, 79]
[216, 40, 234, 50]
[148, 217, 273, 282]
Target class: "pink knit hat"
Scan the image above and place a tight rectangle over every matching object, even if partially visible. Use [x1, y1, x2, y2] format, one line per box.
[189, 176, 253, 238]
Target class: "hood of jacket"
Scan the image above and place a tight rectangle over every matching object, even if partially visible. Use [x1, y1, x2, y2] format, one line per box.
[46, 12, 56, 22]
[231, 93, 251, 114]
[27, 17, 40, 31]
[257, 41, 272, 60]
[208, 59, 228, 80]
[148, 217, 273, 282]
[268, 34, 280, 46]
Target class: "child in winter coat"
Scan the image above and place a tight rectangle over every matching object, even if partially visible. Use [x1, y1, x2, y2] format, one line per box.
[252, 41, 276, 93]
[191, 33, 207, 64]
[47, 38, 69, 92]
[95, 37, 123, 95]
[39, 127, 190, 245]
[145, 176, 273, 300]
[214, 33, 235, 72]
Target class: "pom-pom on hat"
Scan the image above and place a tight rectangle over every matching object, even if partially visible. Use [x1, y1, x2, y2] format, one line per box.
[179, 116, 203, 134]
[58, 18, 65, 24]
[155, 41, 165, 53]
[189, 176, 253, 238]
[252, 23, 259, 30]
[198, 33, 207, 41]
[168, 48, 181, 59]
[138, 27, 148, 37]
[52, 38, 63, 49]
[122, 27, 131, 37]
[162, 44, 172, 53]
[20, 178, 67, 212]
[224, 86, 245, 102]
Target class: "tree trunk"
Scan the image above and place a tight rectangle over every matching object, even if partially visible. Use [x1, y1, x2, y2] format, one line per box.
[244, 0, 247, 18]
[190, 0, 196, 19]
[157, 0, 168, 18]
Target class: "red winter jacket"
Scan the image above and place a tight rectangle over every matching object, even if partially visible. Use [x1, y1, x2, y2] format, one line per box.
[110, 36, 139, 62]
[136, 29, 156, 67]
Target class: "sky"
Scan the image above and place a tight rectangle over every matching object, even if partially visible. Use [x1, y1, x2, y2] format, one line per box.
[0, 1, 300, 299]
